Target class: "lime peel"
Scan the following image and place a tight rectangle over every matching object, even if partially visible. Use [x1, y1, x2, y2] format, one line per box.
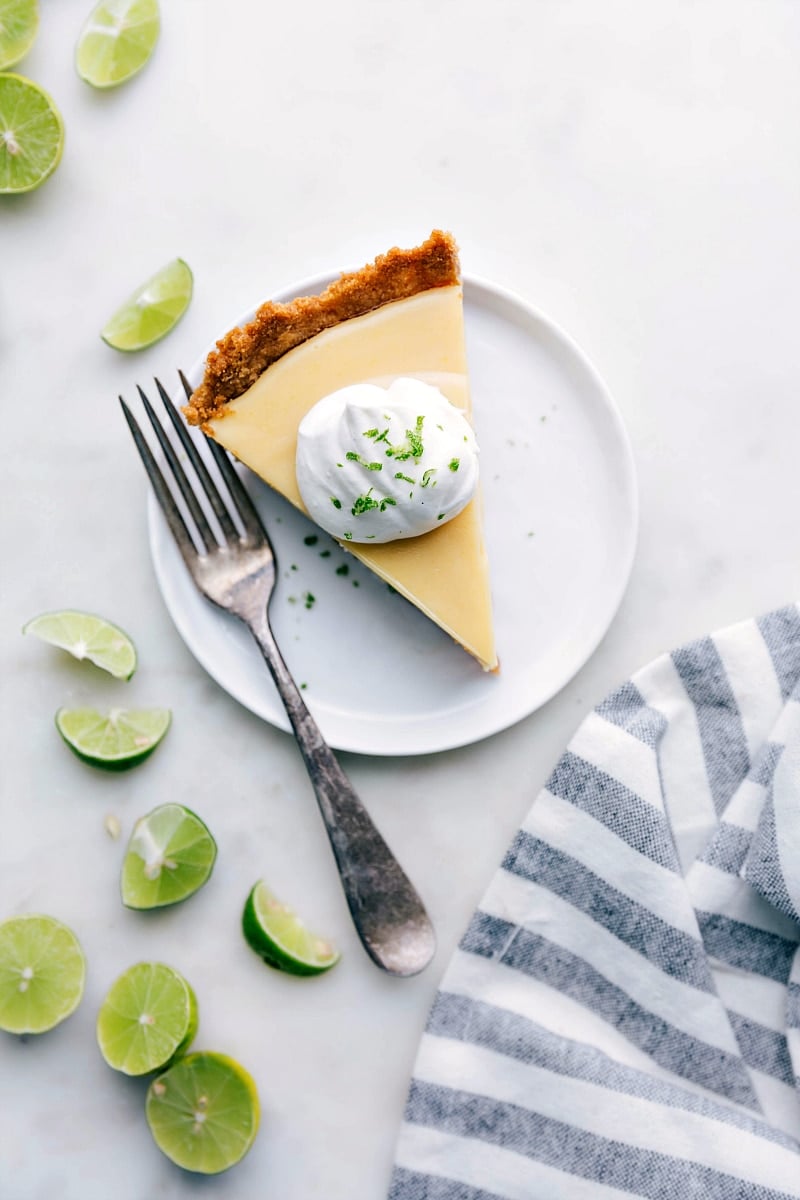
[242, 881, 340, 976]
[55, 706, 171, 771]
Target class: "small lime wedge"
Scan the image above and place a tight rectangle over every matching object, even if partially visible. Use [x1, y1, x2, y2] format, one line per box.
[0, 914, 85, 1034]
[24, 610, 137, 679]
[55, 706, 170, 770]
[146, 1052, 259, 1174]
[76, 0, 160, 89]
[122, 804, 216, 910]
[0, 0, 38, 69]
[242, 881, 340, 976]
[97, 962, 197, 1075]
[101, 257, 192, 351]
[0, 73, 63, 194]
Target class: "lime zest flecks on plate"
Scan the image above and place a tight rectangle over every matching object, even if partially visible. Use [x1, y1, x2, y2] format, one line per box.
[0, 914, 86, 1034]
[0, 73, 64, 195]
[23, 610, 137, 679]
[242, 881, 340, 976]
[97, 961, 198, 1075]
[100, 257, 193, 351]
[75, 0, 160, 89]
[121, 803, 216, 910]
[0, 0, 39, 70]
[55, 706, 171, 771]
[146, 1051, 260, 1174]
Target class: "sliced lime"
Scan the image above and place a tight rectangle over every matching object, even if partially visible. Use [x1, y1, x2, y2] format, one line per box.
[0, 73, 64, 194]
[76, 0, 160, 89]
[146, 1052, 259, 1174]
[0, 0, 38, 70]
[24, 610, 137, 679]
[0, 914, 85, 1034]
[55, 707, 171, 770]
[122, 804, 216, 910]
[242, 881, 340, 976]
[100, 257, 193, 351]
[97, 962, 197, 1075]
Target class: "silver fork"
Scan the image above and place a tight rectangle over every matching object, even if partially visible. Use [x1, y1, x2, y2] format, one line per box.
[120, 373, 436, 977]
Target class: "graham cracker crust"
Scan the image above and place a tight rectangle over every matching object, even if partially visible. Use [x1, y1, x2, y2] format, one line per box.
[183, 230, 460, 425]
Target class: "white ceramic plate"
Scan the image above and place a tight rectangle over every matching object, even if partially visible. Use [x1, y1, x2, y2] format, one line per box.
[148, 275, 637, 756]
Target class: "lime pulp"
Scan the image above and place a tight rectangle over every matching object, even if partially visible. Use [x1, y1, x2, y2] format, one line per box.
[76, 0, 160, 89]
[146, 1051, 260, 1174]
[24, 610, 137, 679]
[101, 257, 193, 351]
[0, 0, 39, 70]
[0, 914, 85, 1034]
[122, 804, 216, 910]
[0, 73, 64, 194]
[97, 962, 197, 1075]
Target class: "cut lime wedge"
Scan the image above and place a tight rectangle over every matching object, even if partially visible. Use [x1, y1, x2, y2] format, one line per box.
[101, 257, 193, 351]
[76, 0, 160, 89]
[0, 0, 38, 69]
[0, 914, 85, 1034]
[242, 881, 340, 976]
[122, 804, 216, 910]
[0, 73, 64, 194]
[146, 1052, 260, 1174]
[24, 610, 137, 679]
[97, 962, 198, 1075]
[55, 707, 171, 770]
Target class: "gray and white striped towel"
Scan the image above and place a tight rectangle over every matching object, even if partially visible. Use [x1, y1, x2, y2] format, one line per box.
[389, 604, 800, 1199]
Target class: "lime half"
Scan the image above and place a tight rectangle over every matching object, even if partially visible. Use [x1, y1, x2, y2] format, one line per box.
[101, 257, 192, 351]
[122, 804, 216, 910]
[0, 73, 64, 194]
[242, 882, 340, 976]
[76, 0, 160, 89]
[24, 610, 137, 679]
[55, 707, 171, 770]
[97, 962, 197, 1075]
[146, 1052, 259, 1174]
[0, 0, 38, 70]
[0, 914, 85, 1034]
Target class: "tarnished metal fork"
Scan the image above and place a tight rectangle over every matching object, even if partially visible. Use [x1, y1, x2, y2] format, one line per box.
[120, 372, 436, 977]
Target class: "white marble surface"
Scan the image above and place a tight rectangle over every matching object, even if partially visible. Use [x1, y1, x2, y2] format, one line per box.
[4, 1, 800, 1196]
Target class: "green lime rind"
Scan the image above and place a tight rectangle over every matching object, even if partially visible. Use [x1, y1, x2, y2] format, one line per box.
[0, 914, 85, 1034]
[242, 881, 340, 977]
[55, 707, 171, 771]
[0, 0, 39, 70]
[146, 1051, 260, 1174]
[24, 610, 137, 679]
[97, 961, 198, 1075]
[121, 804, 217, 910]
[76, 0, 160, 90]
[0, 73, 64, 194]
[100, 257, 193, 351]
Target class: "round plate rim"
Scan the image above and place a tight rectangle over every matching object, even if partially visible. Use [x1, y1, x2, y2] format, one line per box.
[147, 271, 638, 756]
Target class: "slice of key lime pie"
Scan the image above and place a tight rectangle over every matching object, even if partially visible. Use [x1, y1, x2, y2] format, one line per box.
[184, 231, 497, 671]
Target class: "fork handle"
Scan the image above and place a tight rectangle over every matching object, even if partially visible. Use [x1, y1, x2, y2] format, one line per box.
[247, 612, 436, 977]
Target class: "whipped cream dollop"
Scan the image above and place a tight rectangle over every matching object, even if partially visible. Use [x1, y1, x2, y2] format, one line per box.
[295, 377, 479, 544]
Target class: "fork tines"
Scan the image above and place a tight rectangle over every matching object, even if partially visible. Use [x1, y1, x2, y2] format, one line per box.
[119, 372, 266, 566]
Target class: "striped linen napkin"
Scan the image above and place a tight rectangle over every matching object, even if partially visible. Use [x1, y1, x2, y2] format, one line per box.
[389, 604, 800, 1199]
